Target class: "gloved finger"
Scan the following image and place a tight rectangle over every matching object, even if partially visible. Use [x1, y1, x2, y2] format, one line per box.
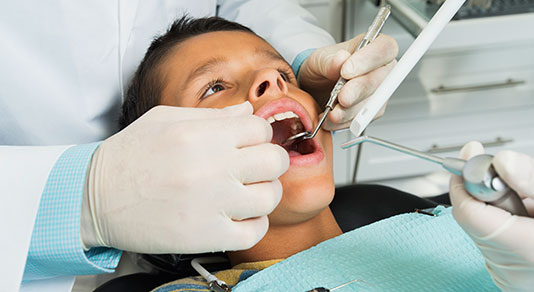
[225, 180, 282, 220]
[324, 63, 394, 130]
[340, 34, 398, 79]
[322, 97, 385, 131]
[209, 115, 273, 148]
[322, 60, 395, 130]
[459, 140, 485, 160]
[233, 143, 289, 184]
[493, 150, 534, 200]
[450, 174, 513, 238]
[323, 49, 352, 82]
[220, 215, 269, 251]
[450, 141, 488, 236]
[145, 101, 253, 122]
[338, 60, 396, 109]
[449, 140, 485, 210]
[322, 97, 365, 131]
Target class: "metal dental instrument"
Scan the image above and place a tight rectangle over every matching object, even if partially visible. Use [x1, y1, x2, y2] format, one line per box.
[283, 5, 391, 145]
[305, 278, 374, 292]
[348, 0, 466, 137]
[192, 257, 232, 292]
[193, 257, 371, 292]
[341, 136, 530, 217]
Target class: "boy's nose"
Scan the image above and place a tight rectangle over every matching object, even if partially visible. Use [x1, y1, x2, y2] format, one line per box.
[248, 69, 289, 102]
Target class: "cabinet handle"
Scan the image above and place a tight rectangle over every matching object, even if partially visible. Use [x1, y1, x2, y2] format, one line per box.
[426, 137, 513, 154]
[431, 78, 525, 94]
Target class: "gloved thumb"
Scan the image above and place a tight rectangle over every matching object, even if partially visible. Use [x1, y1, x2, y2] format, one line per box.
[493, 150, 534, 200]
[220, 101, 254, 116]
[450, 141, 488, 236]
[141, 101, 254, 123]
[459, 140, 485, 160]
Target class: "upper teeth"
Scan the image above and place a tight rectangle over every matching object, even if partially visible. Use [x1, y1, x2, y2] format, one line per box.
[266, 111, 299, 124]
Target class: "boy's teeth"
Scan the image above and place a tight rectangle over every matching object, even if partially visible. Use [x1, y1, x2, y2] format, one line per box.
[267, 111, 299, 123]
[273, 113, 286, 121]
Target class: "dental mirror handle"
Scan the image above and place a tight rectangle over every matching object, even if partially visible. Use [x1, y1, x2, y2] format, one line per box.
[304, 5, 391, 141]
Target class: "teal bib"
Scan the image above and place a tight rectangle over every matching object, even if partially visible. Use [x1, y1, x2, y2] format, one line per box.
[234, 206, 498, 292]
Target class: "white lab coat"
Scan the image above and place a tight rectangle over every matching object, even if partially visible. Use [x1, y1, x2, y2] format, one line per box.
[0, 0, 334, 291]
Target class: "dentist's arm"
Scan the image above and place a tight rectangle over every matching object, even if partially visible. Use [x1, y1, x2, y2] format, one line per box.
[23, 102, 289, 281]
[80, 102, 289, 254]
[218, 0, 398, 130]
[450, 142, 534, 292]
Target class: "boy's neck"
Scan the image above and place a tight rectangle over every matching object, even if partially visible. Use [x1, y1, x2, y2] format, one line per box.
[227, 207, 342, 266]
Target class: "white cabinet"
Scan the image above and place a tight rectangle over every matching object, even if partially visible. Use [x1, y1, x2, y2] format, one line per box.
[335, 1, 534, 189]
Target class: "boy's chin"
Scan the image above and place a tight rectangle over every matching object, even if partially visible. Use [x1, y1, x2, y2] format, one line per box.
[271, 174, 335, 225]
[267, 207, 327, 226]
[267, 193, 335, 226]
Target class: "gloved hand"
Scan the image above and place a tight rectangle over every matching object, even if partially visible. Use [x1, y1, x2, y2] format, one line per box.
[81, 101, 289, 254]
[450, 142, 534, 292]
[298, 33, 398, 130]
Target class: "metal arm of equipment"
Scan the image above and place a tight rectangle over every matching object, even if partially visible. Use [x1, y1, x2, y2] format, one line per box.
[341, 136, 530, 217]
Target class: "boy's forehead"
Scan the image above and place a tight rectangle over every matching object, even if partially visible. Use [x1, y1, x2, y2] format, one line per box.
[176, 30, 285, 65]
[162, 30, 289, 87]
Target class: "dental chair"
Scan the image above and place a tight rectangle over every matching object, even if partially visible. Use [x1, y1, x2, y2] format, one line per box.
[94, 184, 449, 292]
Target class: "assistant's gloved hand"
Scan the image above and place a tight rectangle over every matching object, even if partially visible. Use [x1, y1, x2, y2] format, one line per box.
[81, 102, 289, 254]
[450, 142, 534, 292]
[298, 34, 398, 130]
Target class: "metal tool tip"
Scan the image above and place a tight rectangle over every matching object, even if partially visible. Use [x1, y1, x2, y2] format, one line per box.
[340, 135, 368, 149]
[282, 131, 310, 145]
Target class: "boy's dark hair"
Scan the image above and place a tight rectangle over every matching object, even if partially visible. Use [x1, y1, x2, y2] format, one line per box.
[118, 16, 254, 130]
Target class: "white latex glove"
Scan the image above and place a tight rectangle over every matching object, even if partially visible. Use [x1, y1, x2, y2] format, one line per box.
[81, 101, 289, 254]
[298, 33, 398, 130]
[450, 141, 534, 292]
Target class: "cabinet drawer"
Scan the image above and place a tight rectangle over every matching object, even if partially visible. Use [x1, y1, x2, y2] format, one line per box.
[355, 113, 534, 182]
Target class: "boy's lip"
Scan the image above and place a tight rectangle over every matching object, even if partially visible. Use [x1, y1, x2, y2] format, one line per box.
[255, 97, 314, 132]
[255, 97, 324, 167]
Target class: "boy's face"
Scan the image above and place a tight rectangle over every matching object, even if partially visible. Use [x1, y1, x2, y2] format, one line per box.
[158, 31, 334, 225]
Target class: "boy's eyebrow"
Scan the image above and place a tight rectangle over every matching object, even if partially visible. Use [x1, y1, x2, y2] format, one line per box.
[256, 48, 288, 65]
[185, 56, 227, 85]
[184, 48, 288, 86]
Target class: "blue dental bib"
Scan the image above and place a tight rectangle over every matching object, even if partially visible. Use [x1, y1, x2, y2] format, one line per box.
[234, 206, 498, 292]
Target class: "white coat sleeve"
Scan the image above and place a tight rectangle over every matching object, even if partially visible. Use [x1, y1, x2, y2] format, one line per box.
[0, 145, 69, 291]
[0, 144, 122, 291]
[217, 0, 335, 73]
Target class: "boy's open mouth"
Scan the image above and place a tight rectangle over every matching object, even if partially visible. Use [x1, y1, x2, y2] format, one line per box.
[255, 98, 324, 166]
[267, 112, 315, 156]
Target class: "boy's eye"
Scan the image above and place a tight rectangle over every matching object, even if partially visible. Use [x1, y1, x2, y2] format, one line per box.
[201, 82, 226, 99]
[279, 71, 289, 82]
[278, 69, 294, 83]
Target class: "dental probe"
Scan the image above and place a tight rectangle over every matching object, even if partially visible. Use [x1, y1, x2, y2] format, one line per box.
[341, 136, 530, 217]
[283, 5, 391, 145]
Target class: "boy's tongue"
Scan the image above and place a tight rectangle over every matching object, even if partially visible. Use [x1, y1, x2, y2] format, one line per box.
[270, 118, 315, 156]
[271, 119, 294, 146]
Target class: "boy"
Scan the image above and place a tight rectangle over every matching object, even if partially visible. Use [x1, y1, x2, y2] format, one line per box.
[119, 16, 342, 291]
